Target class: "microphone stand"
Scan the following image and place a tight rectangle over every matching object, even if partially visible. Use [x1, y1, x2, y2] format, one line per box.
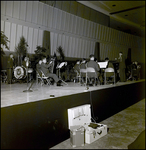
[23, 60, 33, 92]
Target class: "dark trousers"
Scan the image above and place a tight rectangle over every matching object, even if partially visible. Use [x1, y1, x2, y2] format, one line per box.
[7, 68, 13, 84]
[46, 73, 59, 83]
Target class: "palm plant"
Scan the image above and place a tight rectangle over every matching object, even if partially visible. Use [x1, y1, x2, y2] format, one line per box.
[56, 46, 65, 61]
[15, 36, 28, 66]
[1, 31, 10, 56]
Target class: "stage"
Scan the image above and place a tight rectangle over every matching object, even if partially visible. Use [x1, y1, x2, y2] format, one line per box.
[1, 79, 145, 108]
[1, 79, 145, 149]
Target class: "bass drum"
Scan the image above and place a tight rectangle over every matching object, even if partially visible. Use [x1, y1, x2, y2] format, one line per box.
[14, 66, 27, 79]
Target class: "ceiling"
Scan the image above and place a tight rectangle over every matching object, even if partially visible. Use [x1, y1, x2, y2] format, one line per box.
[78, 1, 145, 37]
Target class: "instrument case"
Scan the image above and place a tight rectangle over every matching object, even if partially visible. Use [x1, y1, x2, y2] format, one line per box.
[68, 104, 107, 146]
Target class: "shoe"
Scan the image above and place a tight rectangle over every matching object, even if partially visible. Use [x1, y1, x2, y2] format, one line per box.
[56, 82, 63, 86]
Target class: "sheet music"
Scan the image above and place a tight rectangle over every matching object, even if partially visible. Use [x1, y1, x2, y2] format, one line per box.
[98, 62, 108, 69]
[58, 62, 67, 68]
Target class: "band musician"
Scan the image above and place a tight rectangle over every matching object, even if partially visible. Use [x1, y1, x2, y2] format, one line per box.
[7, 53, 15, 84]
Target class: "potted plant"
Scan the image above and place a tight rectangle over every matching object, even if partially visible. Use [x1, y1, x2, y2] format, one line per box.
[1, 31, 9, 56]
[15, 36, 28, 66]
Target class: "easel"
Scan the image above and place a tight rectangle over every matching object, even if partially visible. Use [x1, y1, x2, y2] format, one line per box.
[58, 62, 68, 85]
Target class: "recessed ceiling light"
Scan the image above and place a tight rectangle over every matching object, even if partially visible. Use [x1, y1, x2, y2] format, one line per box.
[112, 4, 116, 7]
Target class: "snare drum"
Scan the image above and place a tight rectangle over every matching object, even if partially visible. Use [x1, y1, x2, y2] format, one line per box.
[14, 66, 27, 79]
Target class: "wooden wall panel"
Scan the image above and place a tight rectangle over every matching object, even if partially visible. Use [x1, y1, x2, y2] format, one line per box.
[37, 2, 43, 25]
[56, 9, 62, 30]
[32, 29, 38, 53]
[68, 37, 72, 57]
[57, 34, 62, 48]
[1, 20, 4, 32]
[89, 21, 93, 38]
[38, 29, 43, 47]
[79, 18, 84, 36]
[27, 27, 33, 53]
[61, 34, 66, 53]
[19, 1, 27, 21]
[64, 35, 69, 57]
[52, 7, 58, 29]
[12, 1, 20, 19]
[65, 13, 70, 33]
[16, 25, 22, 46]
[32, 1, 38, 24]
[78, 38, 82, 58]
[10, 23, 16, 52]
[47, 5, 53, 28]
[74, 38, 79, 57]
[69, 14, 74, 33]
[22, 26, 28, 44]
[61, 11, 66, 31]
[6, 1, 13, 17]
[71, 37, 76, 57]
[83, 19, 87, 37]
[26, 1, 33, 23]
[76, 16, 80, 35]
[72, 15, 77, 35]
[42, 4, 49, 27]
[1, 1, 6, 15]
[81, 40, 85, 58]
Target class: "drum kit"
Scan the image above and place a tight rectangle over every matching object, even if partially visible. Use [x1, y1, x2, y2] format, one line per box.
[14, 66, 33, 80]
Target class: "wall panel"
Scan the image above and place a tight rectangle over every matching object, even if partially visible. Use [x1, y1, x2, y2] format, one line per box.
[32, 1, 39, 24]
[12, 1, 20, 19]
[89, 21, 93, 38]
[1, 1, 6, 15]
[37, 2, 43, 25]
[79, 18, 84, 36]
[1, 20, 5, 32]
[74, 38, 79, 57]
[57, 34, 62, 48]
[52, 8, 58, 29]
[42, 4, 49, 27]
[26, 1, 33, 23]
[61, 11, 66, 31]
[10, 23, 16, 52]
[6, 1, 13, 17]
[47, 5, 53, 28]
[72, 15, 77, 35]
[22, 26, 28, 44]
[56, 9, 62, 30]
[83, 19, 88, 37]
[27, 27, 33, 53]
[32, 29, 38, 53]
[64, 35, 69, 57]
[19, 1, 27, 21]
[38, 29, 43, 47]
[65, 13, 70, 33]
[69, 14, 74, 33]
[61, 34, 66, 53]
[68, 37, 73, 57]
[16, 25, 22, 46]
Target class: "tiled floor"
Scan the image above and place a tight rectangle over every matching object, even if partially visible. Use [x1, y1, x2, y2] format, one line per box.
[51, 98, 145, 149]
[1, 79, 145, 108]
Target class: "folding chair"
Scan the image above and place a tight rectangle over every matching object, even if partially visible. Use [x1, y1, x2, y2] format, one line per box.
[36, 70, 51, 86]
[104, 67, 115, 85]
[86, 67, 98, 86]
[74, 69, 81, 83]
[80, 68, 86, 85]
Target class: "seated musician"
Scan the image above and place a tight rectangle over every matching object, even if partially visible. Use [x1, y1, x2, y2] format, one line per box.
[40, 56, 62, 86]
[80, 58, 87, 83]
[22, 56, 31, 68]
[87, 54, 103, 85]
[104, 57, 114, 83]
[73, 60, 80, 73]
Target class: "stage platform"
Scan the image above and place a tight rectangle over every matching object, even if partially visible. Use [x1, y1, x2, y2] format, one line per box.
[1, 79, 145, 108]
[1, 79, 145, 149]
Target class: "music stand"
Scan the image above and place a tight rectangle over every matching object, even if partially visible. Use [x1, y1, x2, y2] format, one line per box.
[23, 60, 33, 92]
[58, 62, 68, 85]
